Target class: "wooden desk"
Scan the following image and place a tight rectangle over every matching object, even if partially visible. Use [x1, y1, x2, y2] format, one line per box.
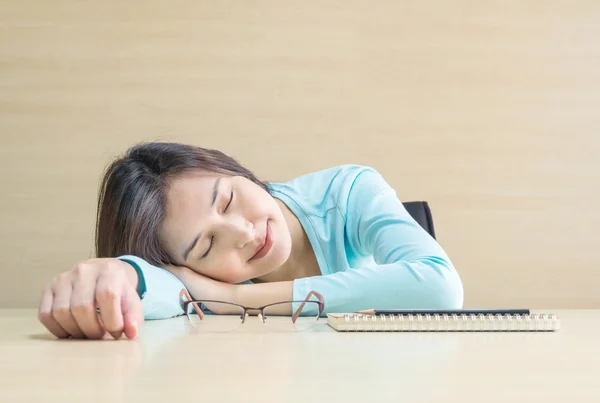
[0, 309, 598, 403]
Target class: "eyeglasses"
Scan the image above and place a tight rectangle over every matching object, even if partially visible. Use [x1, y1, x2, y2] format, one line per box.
[179, 289, 325, 332]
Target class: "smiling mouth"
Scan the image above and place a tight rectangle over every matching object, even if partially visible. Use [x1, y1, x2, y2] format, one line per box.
[250, 221, 273, 261]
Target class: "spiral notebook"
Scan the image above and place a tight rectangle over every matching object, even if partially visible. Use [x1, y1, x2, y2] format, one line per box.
[327, 309, 560, 332]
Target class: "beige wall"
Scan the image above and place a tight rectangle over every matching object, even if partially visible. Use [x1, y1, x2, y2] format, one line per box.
[1, 1, 599, 309]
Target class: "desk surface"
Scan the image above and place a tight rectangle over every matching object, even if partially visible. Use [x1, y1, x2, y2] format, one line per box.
[0, 309, 598, 403]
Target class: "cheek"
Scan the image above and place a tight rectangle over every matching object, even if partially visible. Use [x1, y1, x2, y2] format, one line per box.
[242, 189, 278, 219]
[271, 220, 292, 263]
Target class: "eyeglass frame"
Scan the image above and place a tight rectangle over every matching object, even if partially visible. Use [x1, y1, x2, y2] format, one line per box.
[179, 288, 325, 325]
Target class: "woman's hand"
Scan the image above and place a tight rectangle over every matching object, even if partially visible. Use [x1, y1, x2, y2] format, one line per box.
[164, 266, 294, 317]
[163, 265, 238, 315]
[37, 258, 143, 340]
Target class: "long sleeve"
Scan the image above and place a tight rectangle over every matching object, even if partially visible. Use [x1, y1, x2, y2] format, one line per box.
[292, 168, 464, 315]
[117, 255, 185, 320]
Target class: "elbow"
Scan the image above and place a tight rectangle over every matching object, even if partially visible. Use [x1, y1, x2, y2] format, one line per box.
[437, 277, 464, 309]
[417, 258, 464, 309]
[434, 264, 464, 309]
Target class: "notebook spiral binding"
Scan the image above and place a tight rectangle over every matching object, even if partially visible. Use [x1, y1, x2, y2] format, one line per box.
[337, 313, 560, 332]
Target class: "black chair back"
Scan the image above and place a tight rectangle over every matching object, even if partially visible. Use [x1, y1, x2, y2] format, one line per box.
[402, 201, 436, 239]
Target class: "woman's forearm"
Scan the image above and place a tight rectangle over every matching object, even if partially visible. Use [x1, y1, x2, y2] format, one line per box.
[172, 265, 294, 315]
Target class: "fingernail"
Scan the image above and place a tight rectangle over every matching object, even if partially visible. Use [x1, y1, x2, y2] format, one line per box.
[128, 321, 139, 339]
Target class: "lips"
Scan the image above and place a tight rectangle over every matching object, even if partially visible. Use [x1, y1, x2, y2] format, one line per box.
[250, 221, 273, 261]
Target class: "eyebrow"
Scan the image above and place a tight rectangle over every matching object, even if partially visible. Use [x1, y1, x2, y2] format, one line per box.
[182, 177, 221, 261]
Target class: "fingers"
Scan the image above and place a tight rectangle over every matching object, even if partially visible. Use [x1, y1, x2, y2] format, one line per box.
[51, 275, 85, 339]
[70, 267, 106, 340]
[37, 258, 144, 341]
[96, 271, 125, 340]
[121, 284, 143, 340]
[38, 287, 69, 339]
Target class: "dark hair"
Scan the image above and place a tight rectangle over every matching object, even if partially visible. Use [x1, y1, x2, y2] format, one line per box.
[95, 142, 269, 266]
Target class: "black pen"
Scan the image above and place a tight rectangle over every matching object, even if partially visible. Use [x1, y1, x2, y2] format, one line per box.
[358, 308, 531, 315]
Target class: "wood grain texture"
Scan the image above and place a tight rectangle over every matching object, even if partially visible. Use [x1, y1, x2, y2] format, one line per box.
[1, 1, 599, 308]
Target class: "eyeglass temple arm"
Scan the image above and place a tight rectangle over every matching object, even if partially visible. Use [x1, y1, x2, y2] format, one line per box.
[179, 288, 204, 320]
[291, 290, 324, 323]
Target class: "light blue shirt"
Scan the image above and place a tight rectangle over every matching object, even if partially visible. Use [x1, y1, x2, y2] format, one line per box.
[119, 165, 464, 320]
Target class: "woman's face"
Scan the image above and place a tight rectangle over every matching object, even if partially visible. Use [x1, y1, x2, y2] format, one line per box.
[160, 170, 292, 283]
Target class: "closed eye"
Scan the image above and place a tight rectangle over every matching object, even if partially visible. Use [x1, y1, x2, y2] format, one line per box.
[201, 236, 214, 258]
[202, 190, 233, 259]
[224, 189, 233, 213]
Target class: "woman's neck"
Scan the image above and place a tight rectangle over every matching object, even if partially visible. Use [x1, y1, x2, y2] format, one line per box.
[252, 199, 320, 283]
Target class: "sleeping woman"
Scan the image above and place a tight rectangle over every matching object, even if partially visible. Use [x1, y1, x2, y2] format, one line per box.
[37, 142, 463, 339]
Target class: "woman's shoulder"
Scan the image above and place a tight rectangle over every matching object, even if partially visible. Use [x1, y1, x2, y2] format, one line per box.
[269, 164, 379, 189]
[268, 164, 392, 214]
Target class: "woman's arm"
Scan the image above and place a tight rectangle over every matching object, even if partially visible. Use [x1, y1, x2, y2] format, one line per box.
[289, 168, 464, 315]
[117, 255, 188, 320]
[168, 267, 294, 315]
[119, 255, 296, 318]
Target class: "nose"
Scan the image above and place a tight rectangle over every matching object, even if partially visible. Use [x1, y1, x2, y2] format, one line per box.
[219, 214, 254, 248]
